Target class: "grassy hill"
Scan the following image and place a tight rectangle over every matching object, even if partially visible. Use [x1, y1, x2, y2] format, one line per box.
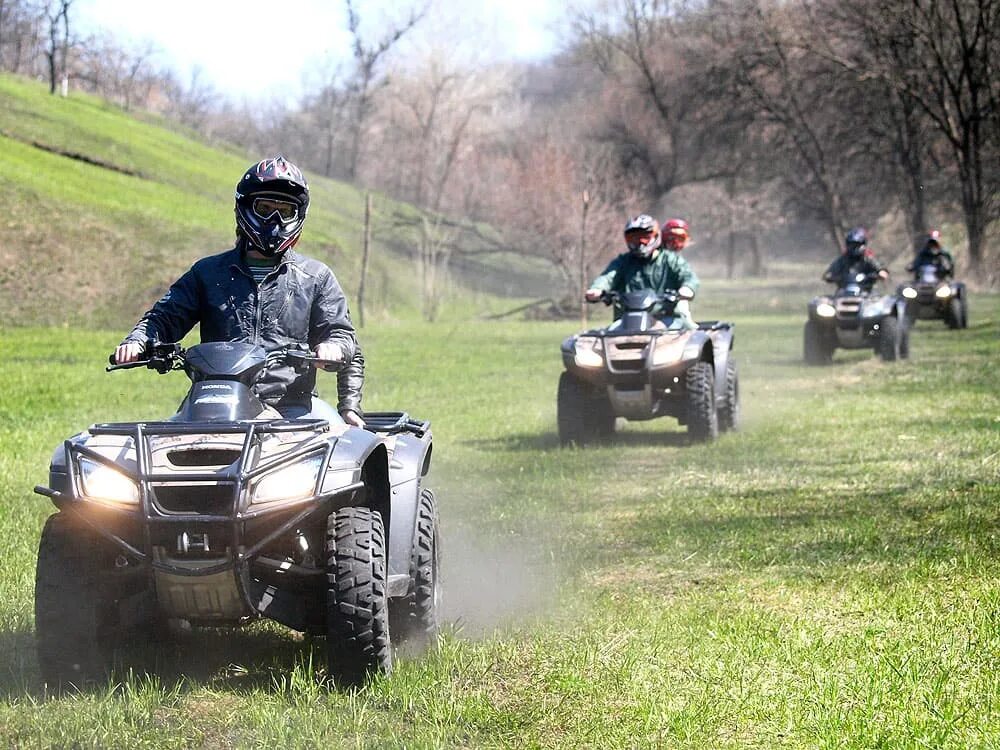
[0, 74, 550, 328]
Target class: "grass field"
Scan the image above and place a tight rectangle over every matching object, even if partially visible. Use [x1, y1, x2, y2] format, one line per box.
[0, 287, 997, 748]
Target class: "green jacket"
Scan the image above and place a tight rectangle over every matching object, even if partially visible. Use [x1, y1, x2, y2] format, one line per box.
[589, 249, 699, 296]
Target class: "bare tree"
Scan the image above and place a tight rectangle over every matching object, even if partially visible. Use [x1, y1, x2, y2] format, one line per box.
[44, 0, 70, 94]
[814, 0, 1000, 272]
[342, 0, 427, 180]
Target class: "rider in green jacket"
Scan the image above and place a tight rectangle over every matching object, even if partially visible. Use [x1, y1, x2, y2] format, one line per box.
[585, 215, 699, 328]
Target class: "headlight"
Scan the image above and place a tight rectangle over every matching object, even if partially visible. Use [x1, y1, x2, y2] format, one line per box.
[79, 458, 139, 505]
[935, 285, 952, 298]
[815, 302, 835, 318]
[651, 335, 688, 366]
[901, 287, 918, 299]
[252, 454, 324, 505]
[573, 336, 604, 368]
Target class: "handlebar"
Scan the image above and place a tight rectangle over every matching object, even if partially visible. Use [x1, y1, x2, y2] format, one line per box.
[107, 342, 342, 374]
[587, 289, 683, 306]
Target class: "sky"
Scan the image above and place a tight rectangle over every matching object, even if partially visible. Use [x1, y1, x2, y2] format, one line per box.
[75, 0, 564, 104]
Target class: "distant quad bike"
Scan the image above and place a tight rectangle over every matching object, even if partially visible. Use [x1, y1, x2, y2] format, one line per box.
[804, 272, 910, 365]
[898, 264, 968, 329]
[33, 341, 438, 688]
[558, 290, 739, 445]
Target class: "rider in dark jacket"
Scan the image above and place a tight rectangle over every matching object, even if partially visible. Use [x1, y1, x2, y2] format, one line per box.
[823, 227, 889, 290]
[115, 156, 364, 425]
[906, 230, 954, 280]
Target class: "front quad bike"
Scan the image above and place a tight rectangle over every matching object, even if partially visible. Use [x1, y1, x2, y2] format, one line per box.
[559, 290, 738, 444]
[805, 272, 910, 364]
[898, 264, 969, 329]
[33, 341, 438, 688]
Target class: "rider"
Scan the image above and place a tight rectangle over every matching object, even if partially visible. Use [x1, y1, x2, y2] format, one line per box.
[662, 218, 690, 252]
[585, 214, 699, 328]
[822, 227, 889, 289]
[114, 156, 365, 426]
[906, 229, 954, 280]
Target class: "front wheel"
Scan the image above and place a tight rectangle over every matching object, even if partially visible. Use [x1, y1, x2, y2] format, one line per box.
[803, 320, 834, 365]
[718, 359, 740, 432]
[557, 372, 614, 446]
[878, 316, 902, 361]
[35, 513, 116, 687]
[326, 507, 391, 686]
[389, 489, 440, 651]
[946, 297, 962, 329]
[685, 361, 718, 442]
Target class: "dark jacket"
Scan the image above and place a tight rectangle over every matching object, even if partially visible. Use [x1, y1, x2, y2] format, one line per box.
[822, 252, 886, 288]
[907, 247, 954, 279]
[589, 249, 699, 296]
[123, 244, 362, 413]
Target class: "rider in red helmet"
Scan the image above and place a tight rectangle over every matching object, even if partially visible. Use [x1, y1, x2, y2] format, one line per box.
[662, 218, 690, 251]
[114, 156, 365, 426]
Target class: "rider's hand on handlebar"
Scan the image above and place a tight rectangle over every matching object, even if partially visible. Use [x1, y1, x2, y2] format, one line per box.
[314, 342, 345, 366]
[678, 285, 695, 300]
[584, 289, 603, 303]
[877, 269, 890, 281]
[114, 341, 144, 365]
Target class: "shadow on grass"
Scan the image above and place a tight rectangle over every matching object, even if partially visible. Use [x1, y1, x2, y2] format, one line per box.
[463, 429, 692, 453]
[0, 624, 333, 701]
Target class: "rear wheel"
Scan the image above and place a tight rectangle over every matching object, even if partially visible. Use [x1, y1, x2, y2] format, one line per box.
[803, 320, 834, 365]
[390, 489, 440, 651]
[718, 359, 740, 432]
[326, 507, 391, 686]
[685, 361, 718, 442]
[878, 315, 902, 361]
[557, 373, 613, 446]
[35, 513, 116, 687]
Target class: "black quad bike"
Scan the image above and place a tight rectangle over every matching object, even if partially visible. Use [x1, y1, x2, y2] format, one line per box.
[33, 341, 439, 688]
[558, 290, 738, 445]
[897, 264, 968, 329]
[804, 272, 910, 365]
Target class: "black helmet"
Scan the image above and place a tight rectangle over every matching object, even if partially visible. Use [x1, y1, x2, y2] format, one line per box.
[844, 227, 868, 259]
[235, 156, 309, 256]
[624, 214, 662, 260]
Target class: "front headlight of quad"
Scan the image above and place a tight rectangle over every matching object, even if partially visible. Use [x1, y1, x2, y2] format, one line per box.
[78, 458, 139, 505]
[252, 454, 324, 505]
[651, 335, 689, 366]
[901, 286, 918, 299]
[573, 336, 604, 368]
[815, 302, 836, 318]
[935, 285, 952, 299]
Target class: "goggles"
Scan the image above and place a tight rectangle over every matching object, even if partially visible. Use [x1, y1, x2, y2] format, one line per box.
[252, 197, 299, 222]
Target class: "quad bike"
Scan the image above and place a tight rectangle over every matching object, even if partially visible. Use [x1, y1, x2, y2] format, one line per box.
[804, 272, 910, 365]
[558, 290, 738, 445]
[33, 341, 438, 688]
[897, 264, 968, 329]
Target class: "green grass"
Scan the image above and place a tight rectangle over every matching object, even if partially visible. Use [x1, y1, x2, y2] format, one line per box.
[0, 287, 997, 748]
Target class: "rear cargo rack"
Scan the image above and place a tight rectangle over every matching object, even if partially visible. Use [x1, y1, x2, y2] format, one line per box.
[364, 411, 430, 437]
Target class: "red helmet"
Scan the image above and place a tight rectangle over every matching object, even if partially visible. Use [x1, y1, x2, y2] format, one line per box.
[663, 218, 689, 251]
[925, 229, 942, 251]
